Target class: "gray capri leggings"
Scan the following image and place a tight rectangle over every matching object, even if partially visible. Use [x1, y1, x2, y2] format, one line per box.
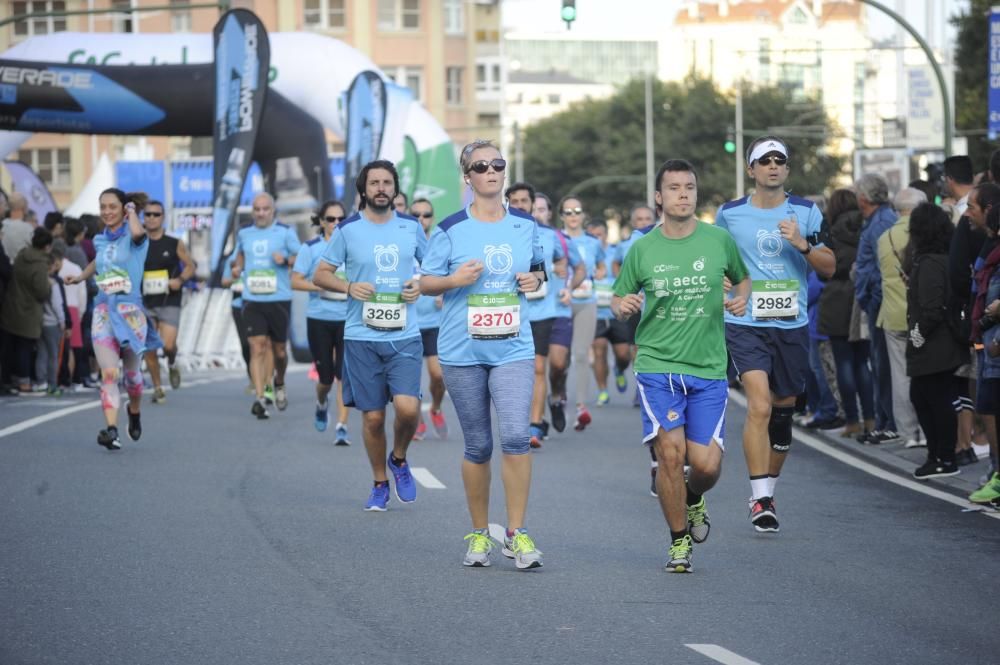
[441, 359, 535, 463]
[571, 301, 598, 404]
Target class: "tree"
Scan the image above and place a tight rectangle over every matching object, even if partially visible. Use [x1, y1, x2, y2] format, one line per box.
[516, 76, 845, 221]
[952, 0, 994, 169]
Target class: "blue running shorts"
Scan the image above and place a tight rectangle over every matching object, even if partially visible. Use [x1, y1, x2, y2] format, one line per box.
[636, 372, 728, 448]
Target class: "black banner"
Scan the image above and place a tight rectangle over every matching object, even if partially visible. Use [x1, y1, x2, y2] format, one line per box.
[342, 72, 387, 213]
[211, 9, 269, 283]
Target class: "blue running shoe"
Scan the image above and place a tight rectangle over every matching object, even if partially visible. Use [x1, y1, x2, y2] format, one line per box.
[365, 483, 390, 512]
[314, 402, 329, 432]
[335, 423, 351, 446]
[387, 455, 417, 503]
[614, 367, 627, 393]
[596, 390, 610, 406]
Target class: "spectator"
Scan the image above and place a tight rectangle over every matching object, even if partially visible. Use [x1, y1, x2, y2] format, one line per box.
[0, 227, 53, 393]
[943, 155, 974, 220]
[43, 212, 64, 240]
[1, 193, 32, 261]
[904, 203, 967, 479]
[909, 179, 938, 206]
[0, 232, 13, 392]
[57, 246, 87, 391]
[854, 172, 900, 442]
[973, 206, 1000, 501]
[78, 214, 99, 263]
[804, 271, 843, 430]
[819, 188, 875, 439]
[878, 187, 928, 449]
[62, 217, 88, 270]
[35, 247, 68, 395]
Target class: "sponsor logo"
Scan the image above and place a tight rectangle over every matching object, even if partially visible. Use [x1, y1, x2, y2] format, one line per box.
[251, 239, 268, 257]
[666, 410, 680, 422]
[484, 243, 514, 275]
[693, 256, 705, 272]
[653, 264, 679, 273]
[374, 243, 399, 272]
[756, 229, 783, 258]
[0, 66, 92, 89]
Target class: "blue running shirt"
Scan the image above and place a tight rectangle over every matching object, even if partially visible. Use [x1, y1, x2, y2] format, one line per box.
[715, 195, 824, 329]
[234, 222, 301, 303]
[321, 211, 427, 341]
[421, 206, 545, 366]
[525, 223, 578, 322]
[567, 232, 606, 304]
[94, 225, 148, 306]
[553, 230, 582, 319]
[293, 236, 348, 322]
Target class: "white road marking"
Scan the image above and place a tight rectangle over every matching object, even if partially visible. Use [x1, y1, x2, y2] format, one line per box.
[487, 523, 506, 543]
[729, 391, 1000, 520]
[410, 467, 446, 489]
[685, 644, 761, 665]
[0, 372, 245, 440]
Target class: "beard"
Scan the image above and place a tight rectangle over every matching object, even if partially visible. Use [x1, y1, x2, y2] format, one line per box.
[367, 196, 392, 213]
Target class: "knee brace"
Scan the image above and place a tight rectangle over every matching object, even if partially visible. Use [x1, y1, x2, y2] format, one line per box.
[768, 406, 794, 453]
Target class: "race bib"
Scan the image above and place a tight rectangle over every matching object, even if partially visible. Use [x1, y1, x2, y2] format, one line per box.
[596, 283, 613, 308]
[751, 279, 799, 320]
[467, 293, 520, 340]
[571, 279, 594, 300]
[524, 280, 548, 301]
[231, 280, 244, 295]
[363, 292, 406, 331]
[247, 269, 277, 295]
[319, 271, 348, 301]
[142, 269, 169, 296]
[96, 268, 131, 295]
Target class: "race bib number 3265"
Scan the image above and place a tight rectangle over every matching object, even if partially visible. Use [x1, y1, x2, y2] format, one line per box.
[363, 292, 406, 331]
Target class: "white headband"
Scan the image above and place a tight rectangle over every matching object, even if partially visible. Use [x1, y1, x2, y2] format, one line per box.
[747, 140, 788, 166]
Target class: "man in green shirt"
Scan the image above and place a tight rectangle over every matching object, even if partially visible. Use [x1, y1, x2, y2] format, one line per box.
[612, 159, 750, 573]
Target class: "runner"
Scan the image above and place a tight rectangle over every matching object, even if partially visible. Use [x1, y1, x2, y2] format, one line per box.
[221, 250, 254, 391]
[613, 205, 657, 401]
[715, 136, 834, 533]
[313, 159, 425, 511]
[410, 197, 449, 441]
[588, 218, 631, 407]
[291, 200, 352, 445]
[230, 192, 301, 420]
[420, 139, 547, 569]
[65, 189, 161, 451]
[612, 158, 750, 572]
[533, 192, 579, 436]
[508, 182, 583, 447]
[141, 200, 195, 404]
[558, 195, 606, 431]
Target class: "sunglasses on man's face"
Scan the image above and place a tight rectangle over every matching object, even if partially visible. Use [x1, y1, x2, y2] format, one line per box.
[466, 158, 507, 174]
[755, 156, 787, 167]
[413, 212, 434, 219]
[561, 207, 583, 216]
[324, 215, 345, 223]
[145, 211, 163, 217]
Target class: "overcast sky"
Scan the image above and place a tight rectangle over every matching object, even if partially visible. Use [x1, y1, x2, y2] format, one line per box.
[501, 0, 965, 55]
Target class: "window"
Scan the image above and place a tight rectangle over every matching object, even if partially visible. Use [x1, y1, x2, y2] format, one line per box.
[548, 94, 560, 105]
[17, 148, 71, 190]
[304, 0, 346, 29]
[12, 1, 67, 37]
[446, 67, 463, 105]
[170, 0, 191, 32]
[111, 0, 134, 33]
[377, 0, 419, 30]
[384, 66, 424, 102]
[788, 7, 808, 24]
[443, 0, 463, 34]
[475, 57, 502, 99]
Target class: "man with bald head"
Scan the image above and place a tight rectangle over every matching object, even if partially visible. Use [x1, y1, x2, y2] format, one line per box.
[1, 192, 32, 261]
[230, 192, 301, 419]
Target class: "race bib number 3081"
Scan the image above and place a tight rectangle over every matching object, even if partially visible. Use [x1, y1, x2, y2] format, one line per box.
[467, 293, 520, 339]
[751, 279, 799, 320]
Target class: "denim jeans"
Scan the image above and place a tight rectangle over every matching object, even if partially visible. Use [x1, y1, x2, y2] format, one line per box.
[807, 337, 840, 420]
[830, 336, 875, 423]
[868, 317, 896, 431]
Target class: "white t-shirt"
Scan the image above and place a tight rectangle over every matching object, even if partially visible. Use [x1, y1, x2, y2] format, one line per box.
[1, 217, 32, 261]
[58, 260, 86, 310]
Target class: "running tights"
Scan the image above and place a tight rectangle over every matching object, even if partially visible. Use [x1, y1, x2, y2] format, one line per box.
[94, 344, 142, 410]
[570, 302, 597, 405]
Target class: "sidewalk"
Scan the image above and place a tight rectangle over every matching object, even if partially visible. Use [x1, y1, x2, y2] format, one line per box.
[798, 421, 992, 500]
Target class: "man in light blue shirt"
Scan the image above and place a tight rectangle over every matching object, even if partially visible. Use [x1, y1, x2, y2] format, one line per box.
[313, 160, 426, 512]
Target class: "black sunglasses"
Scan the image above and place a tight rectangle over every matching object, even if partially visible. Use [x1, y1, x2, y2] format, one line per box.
[756, 156, 787, 167]
[324, 215, 345, 223]
[413, 212, 434, 219]
[145, 211, 163, 217]
[561, 207, 583, 216]
[466, 158, 507, 174]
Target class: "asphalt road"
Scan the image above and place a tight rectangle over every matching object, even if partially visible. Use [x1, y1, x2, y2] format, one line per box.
[2, 369, 998, 665]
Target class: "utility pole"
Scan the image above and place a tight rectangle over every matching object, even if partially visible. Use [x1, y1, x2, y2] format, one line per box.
[644, 75, 654, 205]
[735, 84, 745, 199]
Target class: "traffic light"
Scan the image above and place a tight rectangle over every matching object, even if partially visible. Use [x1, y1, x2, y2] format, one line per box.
[561, 0, 576, 28]
[724, 127, 736, 154]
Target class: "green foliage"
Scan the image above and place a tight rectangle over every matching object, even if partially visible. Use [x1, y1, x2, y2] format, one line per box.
[952, 0, 995, 168]
[515, 77, 845, 220]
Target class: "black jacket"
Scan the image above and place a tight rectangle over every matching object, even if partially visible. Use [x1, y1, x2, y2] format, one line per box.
[906, 253, 967, 376]
[818, 209, 863, 337]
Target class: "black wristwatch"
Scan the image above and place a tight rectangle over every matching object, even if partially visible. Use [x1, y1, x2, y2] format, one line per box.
[798, 242, 812, 255]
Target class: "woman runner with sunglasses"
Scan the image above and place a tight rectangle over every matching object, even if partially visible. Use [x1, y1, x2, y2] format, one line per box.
[292, 200, 353, 446]
[420, 140, 548, 569]
[557, 195, 606, 432]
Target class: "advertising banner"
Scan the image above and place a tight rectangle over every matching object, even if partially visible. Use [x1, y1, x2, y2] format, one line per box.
[342, 71, 387, 212]
[211, 9, 269, 283]
[3, 160, 55, 221]
[990, 8, 1000, 140]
